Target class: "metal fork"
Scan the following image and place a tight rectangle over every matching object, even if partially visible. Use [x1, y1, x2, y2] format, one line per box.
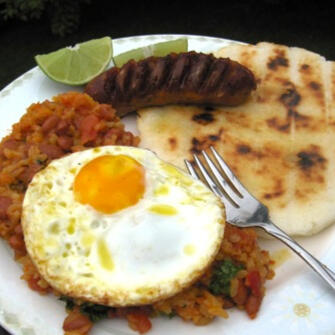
[185, 146, 335, 291]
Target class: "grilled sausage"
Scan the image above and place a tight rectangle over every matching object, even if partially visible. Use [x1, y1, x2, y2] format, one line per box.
[84, 51, 257, 117]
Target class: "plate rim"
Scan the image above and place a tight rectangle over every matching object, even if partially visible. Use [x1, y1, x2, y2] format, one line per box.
[2, 32, 335, 335]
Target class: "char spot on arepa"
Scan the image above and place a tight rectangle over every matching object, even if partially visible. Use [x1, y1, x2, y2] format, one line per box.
[190, 134, 221, 154]
[262, 179, 284, 200]
[287, 109, 310, 126]
[209, 135, 219, 142]
[300, 64, 310, 72]
[204, 106, 215, 112]
[168, 137, 178, 150]
[287, 109, 307, 120]
[263, 191, 284, 200]
[192, 112, 215, 125]
[191, 138, 201, 154]
[236, 144, 251, 154]
[190, 137, 210, 154]
[272, 78, 294, 87]
[283, 80, 294, 87]
[267, 50, 289, 70]
[279, 88, 301, 108]
[297, 149, 326, 171]
[266, 117, 290, 133]
[309, 81, 321, 91]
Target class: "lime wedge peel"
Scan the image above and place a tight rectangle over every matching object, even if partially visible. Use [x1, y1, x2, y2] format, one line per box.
[113, 38, 188, 67]
[35, 36, 113, 86]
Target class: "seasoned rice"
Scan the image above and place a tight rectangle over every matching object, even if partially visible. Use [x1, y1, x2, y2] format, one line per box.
[0, 92, 275, 334]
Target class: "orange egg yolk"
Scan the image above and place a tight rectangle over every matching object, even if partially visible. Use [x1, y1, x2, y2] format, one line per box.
[74, 155, 145, 214]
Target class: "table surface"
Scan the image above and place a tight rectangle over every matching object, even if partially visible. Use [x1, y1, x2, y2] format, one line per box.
[0, 1, 334, 334]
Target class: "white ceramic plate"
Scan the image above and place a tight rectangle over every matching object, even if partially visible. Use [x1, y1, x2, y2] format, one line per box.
[0, 34, 335, 335]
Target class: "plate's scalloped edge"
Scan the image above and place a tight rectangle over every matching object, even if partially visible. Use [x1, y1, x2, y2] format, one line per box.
[0, 70, 36, 100]
[112, 33, 238, 46]
[0, 243, 37, 335]
[0, 302, 36, 335]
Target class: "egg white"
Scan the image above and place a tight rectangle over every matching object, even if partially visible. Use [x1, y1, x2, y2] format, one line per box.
[22, 145, 225, 306]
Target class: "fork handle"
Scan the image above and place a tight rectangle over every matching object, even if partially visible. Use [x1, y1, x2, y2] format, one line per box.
[258, 220, 335, 291]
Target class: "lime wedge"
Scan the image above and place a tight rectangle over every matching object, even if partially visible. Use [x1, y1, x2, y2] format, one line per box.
[35, 36, 113, 85]
[113, 38, 188, 67]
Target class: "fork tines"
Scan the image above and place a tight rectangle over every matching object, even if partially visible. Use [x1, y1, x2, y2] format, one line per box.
[184, 146, 243, 207]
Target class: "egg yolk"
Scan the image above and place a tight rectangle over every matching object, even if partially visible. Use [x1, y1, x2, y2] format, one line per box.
[74, 155, 145, 214]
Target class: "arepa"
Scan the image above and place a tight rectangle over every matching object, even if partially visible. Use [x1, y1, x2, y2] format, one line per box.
[137, 41, 335, 236]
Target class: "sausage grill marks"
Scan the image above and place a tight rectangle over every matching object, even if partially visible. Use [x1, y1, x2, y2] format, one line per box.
[84, 51, 257, 117]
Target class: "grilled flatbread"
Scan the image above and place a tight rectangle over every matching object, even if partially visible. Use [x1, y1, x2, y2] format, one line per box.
[137, 42, 335, 237]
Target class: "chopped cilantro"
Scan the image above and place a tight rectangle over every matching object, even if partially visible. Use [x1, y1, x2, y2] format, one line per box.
[9, 180, 26, 192]
[36, 158, 47, 166]
[59, 297, 110, 322]
[59, 296, 75, 310]
[209, 259, 244, 296]
[79, 302, 110, 322]
[159, 310, 176, 319]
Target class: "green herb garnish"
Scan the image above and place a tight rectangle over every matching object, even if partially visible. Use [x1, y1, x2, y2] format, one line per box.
[79, 302, 110, 322]
[9, 180, 26, 192]
[59, 295, 75, 310]
[209, 259, 244, 296]
[159, 310, 177, 319]
[36, 158, 47, 166]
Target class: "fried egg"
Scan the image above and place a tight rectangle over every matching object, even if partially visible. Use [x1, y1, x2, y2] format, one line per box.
[22, 146, 225, 306]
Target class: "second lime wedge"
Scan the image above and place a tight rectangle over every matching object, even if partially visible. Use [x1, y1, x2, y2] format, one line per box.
[35, 36, 113, 86]
[113, 38, 188, 67]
